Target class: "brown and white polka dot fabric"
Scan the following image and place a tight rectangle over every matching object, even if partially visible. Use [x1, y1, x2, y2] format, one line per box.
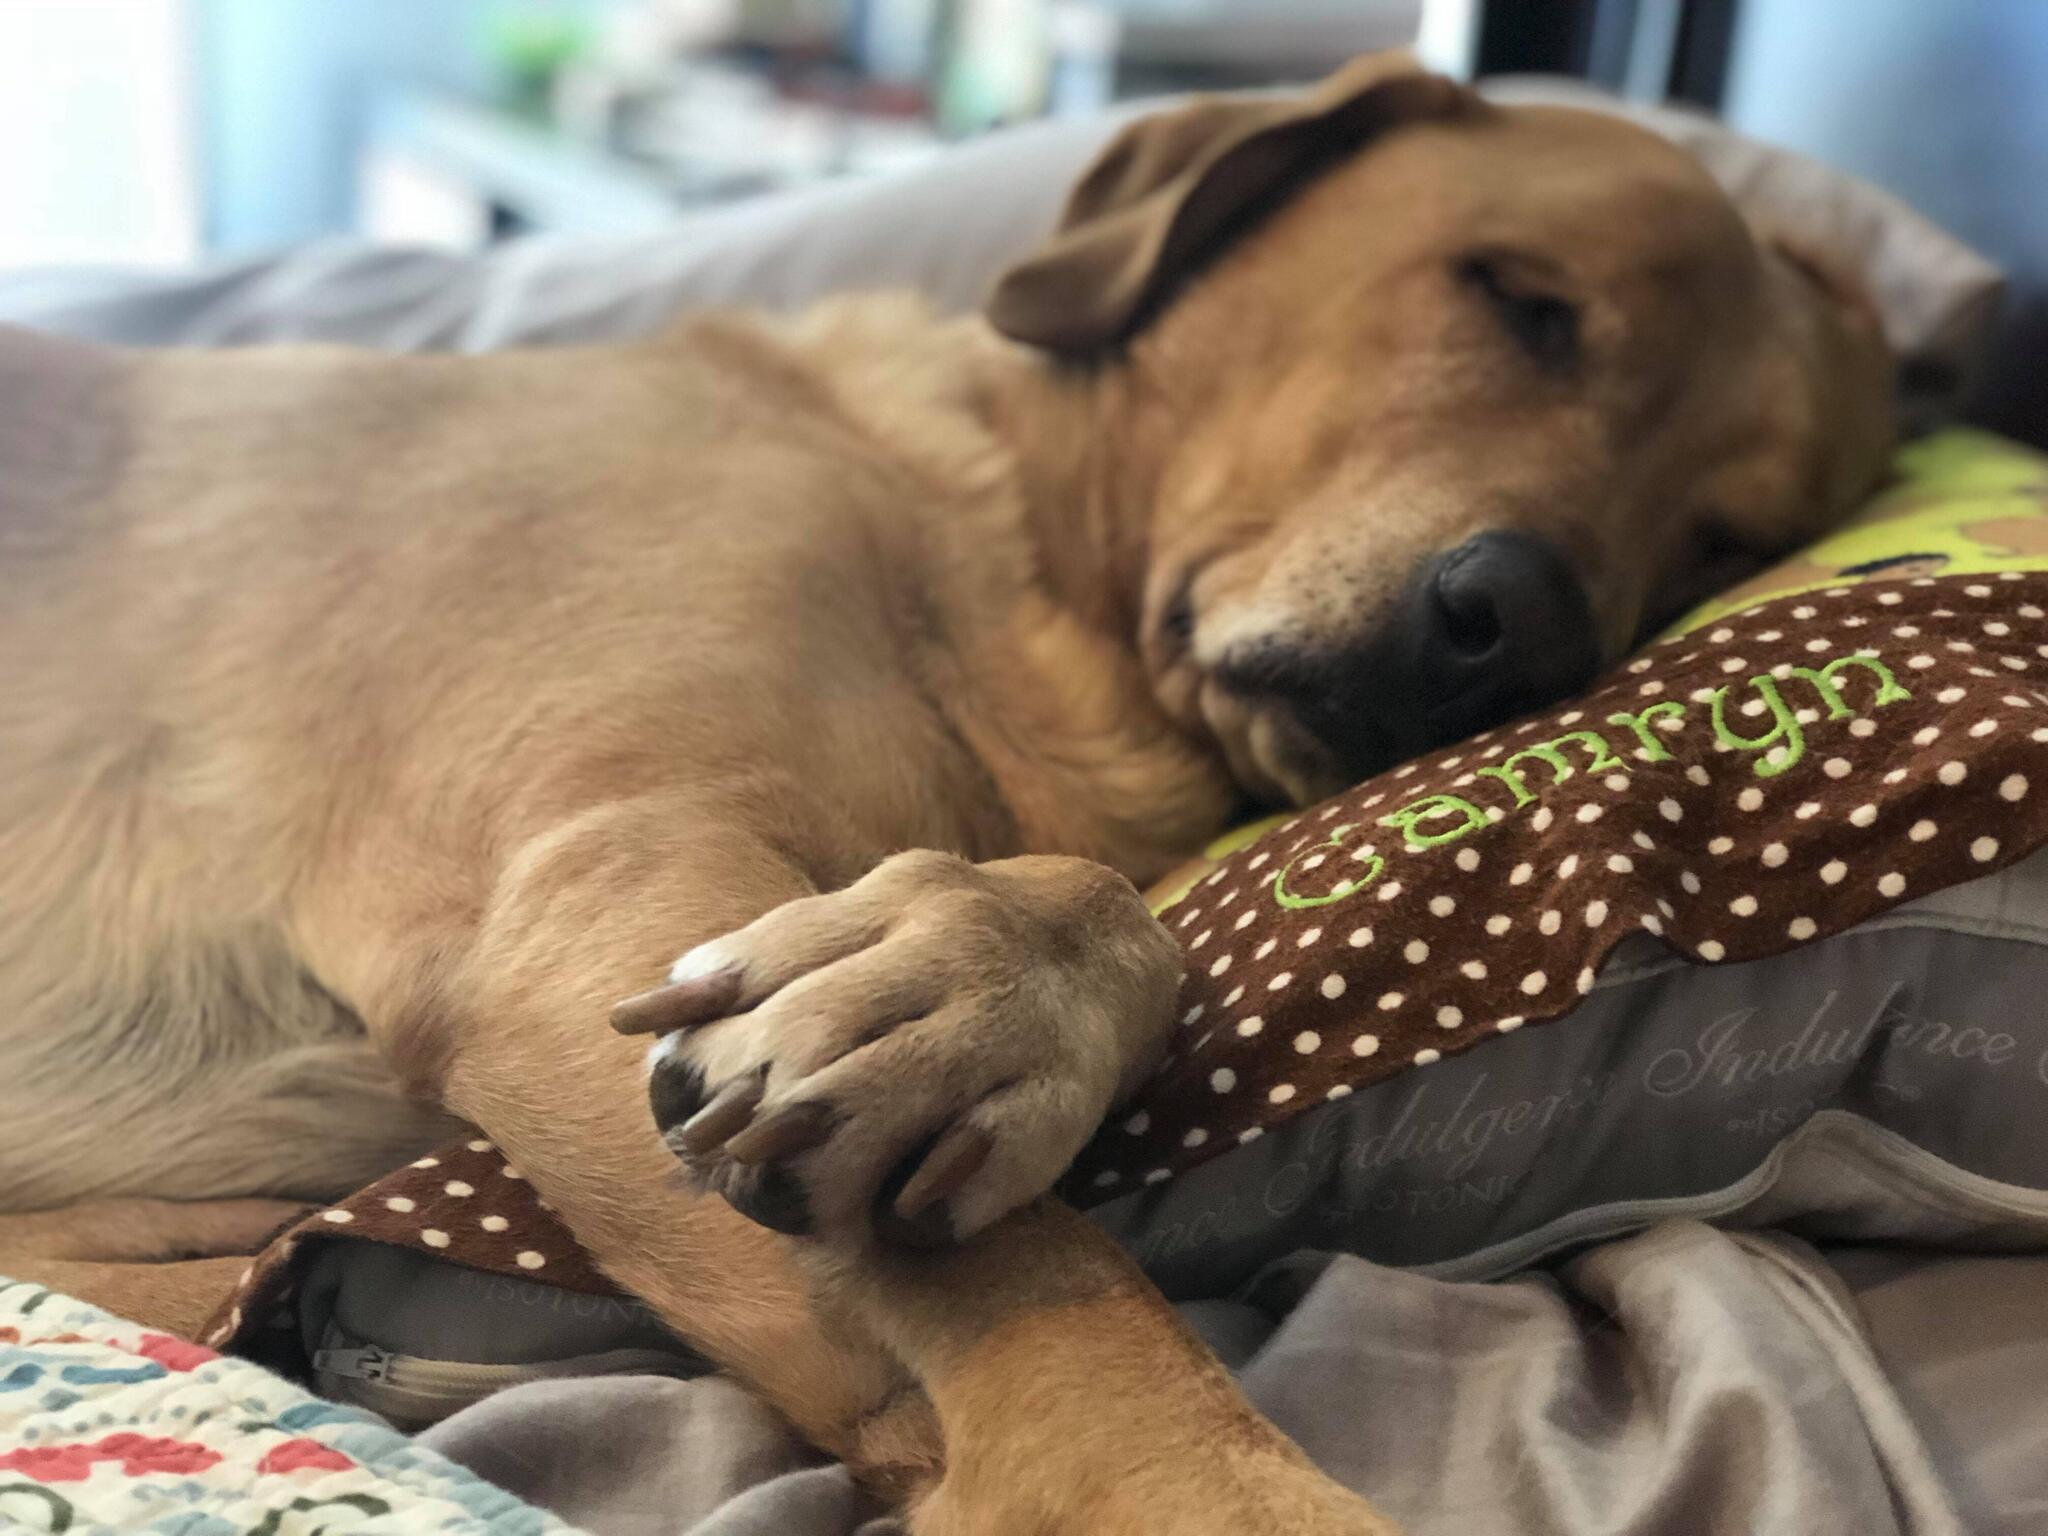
[201, 572, 2048, 1351]
[1061, 571, 2048, 1197]
[201, 1136, 621, 1349]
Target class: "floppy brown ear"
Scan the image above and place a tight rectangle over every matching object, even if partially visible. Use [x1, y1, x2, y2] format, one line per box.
[1758, 230, 1898, 499]
[1762, 231, 1886, 336]
[986, 52, 1477, 355]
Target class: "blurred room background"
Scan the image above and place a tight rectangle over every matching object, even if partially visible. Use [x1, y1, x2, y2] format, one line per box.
[1, 0, 2039, 433]
[0, 0, 1426, 265]
[0, 0, 2034, 259]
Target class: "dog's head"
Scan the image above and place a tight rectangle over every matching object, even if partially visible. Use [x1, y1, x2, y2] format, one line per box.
[990, 54, 1895, 806]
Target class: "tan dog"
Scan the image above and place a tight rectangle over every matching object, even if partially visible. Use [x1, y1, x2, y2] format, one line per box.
[0, 55, 1890, 1535]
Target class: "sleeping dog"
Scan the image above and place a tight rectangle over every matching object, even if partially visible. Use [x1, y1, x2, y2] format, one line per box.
[0, 54, 1890, 1534]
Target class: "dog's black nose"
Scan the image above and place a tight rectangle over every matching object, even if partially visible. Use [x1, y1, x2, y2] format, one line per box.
[1414, 531, 1601, 731]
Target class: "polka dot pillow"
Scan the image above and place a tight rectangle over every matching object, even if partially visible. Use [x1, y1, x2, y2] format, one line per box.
[200, 1136, 617, 1359]
[1061, 429, 2048, 1198]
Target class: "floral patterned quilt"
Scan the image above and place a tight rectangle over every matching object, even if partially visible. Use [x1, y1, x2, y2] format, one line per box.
[0, 1276, 574, 1534]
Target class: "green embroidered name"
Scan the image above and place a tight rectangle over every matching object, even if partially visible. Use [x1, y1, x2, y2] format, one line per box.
[1705, 657, 1911, 778]
[1267, 649, 1911, 909]
[1272, 824, 1385, 910]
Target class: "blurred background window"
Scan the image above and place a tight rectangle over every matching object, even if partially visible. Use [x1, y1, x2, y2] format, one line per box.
[0, 0, 201, 267]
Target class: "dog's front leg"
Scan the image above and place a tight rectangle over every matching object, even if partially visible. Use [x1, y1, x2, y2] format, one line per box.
[861, 1202, 1405, 1536]
[305, 796, 920, 1471]
[628, 848, 1401, 1534]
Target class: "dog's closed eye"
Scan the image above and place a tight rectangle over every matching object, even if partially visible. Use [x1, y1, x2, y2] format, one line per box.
[1454, 253, 1581, 373]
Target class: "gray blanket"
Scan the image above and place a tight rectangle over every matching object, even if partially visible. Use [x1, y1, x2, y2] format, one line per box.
[418, 1221, 2045, 1536]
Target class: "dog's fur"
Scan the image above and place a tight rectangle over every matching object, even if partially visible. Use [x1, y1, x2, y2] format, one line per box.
[0, 58, 1891, 1534]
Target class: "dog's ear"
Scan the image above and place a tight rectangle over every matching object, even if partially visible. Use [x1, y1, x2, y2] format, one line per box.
[1762, 232, 1886, 337]
[987, 52, 1476, 355]
[1757, 230, 1897, 499]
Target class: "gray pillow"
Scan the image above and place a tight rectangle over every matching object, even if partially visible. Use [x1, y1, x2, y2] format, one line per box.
[0, 78, 2003, 418]
[0, 110, 1125, 352]
[1100, 843, 2048, 1301]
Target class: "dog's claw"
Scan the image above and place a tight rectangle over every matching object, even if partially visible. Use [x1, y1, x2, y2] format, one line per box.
[893, 1122, 994, 1224]
[671, 1067, 766, 1153]
[724, 1101, 835, 1165]
[611, 970, 743, 1035]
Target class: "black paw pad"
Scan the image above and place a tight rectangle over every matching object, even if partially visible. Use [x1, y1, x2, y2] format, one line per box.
[648, 1053, 708, 1137]
[708, 1159, 815, 1237]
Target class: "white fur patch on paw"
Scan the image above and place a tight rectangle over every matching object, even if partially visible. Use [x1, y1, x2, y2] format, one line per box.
[667, 941, 733, 984]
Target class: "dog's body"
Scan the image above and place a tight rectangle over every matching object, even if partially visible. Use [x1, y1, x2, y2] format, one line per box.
[0, 300, 1222, 1211]
[1, 59, 1892, 1534]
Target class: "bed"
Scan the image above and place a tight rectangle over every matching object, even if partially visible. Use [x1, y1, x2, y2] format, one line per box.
[2, 81, 2042, 1536]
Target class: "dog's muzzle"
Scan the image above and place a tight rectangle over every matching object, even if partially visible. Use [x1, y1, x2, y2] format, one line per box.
[1222, 531, 1602, 782]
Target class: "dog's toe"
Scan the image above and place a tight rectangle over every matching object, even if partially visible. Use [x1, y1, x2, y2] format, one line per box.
[646, 1013, 1109, 1251]
[872, 1125, 994, 1249]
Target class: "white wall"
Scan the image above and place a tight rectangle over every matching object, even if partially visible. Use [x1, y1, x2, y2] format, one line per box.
[0, 0, 199, 269]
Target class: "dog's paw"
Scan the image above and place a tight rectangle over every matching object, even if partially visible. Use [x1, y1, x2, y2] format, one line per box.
[617, 851, 1180, 1248]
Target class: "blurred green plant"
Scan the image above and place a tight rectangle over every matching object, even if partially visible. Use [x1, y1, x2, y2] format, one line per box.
[484, 4, 597, 113]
